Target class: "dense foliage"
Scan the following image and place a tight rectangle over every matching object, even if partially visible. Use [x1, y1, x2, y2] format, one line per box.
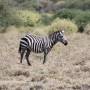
[53, 9, 90, 26]
[0, 0, 90, 33]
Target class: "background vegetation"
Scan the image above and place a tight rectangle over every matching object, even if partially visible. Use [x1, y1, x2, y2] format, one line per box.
[0, 0, 90, 34]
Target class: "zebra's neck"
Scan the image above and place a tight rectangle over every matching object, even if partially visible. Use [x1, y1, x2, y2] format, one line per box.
[49, 32, 58, 47]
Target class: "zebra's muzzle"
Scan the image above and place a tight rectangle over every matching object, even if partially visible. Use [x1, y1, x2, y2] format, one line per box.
[64, 40, 68, 46]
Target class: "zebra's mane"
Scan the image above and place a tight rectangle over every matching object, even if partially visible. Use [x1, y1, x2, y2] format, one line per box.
[48, 30, 61, 38]
[27, 33, 45, 39]
[26, 31, 62, 40]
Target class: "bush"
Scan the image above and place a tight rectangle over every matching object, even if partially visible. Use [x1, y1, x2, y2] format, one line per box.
[66, 0, 90, 10]
[40, 13, 53, 25]
[53, 9, 78, 20]
[47, 18, 78, 34]
[0, 8, 42, 27]
[15, 10, 41, 26]
[74, 11, 90, 26]
[84, 24, 90, 35]
[0, 0, 11, 27]
[53, 9, 90, 27]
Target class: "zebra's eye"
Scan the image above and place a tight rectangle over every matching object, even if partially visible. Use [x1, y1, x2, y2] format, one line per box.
[58, 35, 63, 39]
[61, 35, 63, 38]
[60, 32, 64, 38]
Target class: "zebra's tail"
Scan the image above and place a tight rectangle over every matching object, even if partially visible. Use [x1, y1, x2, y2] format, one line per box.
[18, 44, 21, 53]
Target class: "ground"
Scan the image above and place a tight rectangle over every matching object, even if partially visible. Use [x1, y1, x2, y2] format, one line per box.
[0, 30, 90, 90]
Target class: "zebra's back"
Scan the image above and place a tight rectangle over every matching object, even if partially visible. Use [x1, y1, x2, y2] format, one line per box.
[20, 34, 45, 53]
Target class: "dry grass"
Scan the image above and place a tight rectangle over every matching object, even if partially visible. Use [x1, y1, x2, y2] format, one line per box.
[0, 29, 90, 90]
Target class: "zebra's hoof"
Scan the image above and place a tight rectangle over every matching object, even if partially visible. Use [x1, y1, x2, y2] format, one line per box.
[43, 62, 45, 64]
[28, 63, 31, 66]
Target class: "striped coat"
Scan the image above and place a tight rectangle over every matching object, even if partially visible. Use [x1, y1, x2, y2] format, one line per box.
[19, 30, 68, 66]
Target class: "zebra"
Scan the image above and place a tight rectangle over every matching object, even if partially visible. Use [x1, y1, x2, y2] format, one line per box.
[18, 30, 68, 66]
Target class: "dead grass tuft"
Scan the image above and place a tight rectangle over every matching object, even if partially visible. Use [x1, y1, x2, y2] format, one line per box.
[0, 85, 8, 90]
[11, 70, 30, 77]
[31, 75, 45, 82]
[30, 85, 43, 90]
[72, 85, 81, 89]
[15, 87, 22, 90]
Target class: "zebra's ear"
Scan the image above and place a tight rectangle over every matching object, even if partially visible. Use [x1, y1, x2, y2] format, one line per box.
[61, 30, 64, 33]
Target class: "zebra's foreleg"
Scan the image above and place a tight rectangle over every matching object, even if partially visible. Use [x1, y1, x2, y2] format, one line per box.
[43, 49, 49, 64]
[25, 49, 31, 66]
[43, 53, 47, 64]
[20, 48, 26, 63]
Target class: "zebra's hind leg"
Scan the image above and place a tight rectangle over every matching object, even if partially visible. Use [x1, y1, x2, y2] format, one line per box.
[43, 53, 47, 64]
[25, 48, 31, 66]
[20, 48, 26, 64]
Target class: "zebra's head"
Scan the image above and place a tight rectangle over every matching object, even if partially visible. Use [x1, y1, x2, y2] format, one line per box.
[57, 30, 68, 46]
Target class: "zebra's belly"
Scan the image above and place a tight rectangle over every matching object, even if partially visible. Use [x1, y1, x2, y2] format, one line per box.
[31, 48, 43, 53]
[30, 40, 44, 53]
[30, 44, 44, 53]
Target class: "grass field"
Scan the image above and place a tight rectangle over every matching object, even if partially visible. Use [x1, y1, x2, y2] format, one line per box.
[0, 29, 90, 90]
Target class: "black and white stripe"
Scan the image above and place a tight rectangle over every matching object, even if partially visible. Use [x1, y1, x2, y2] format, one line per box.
[18, 30, 68, 66]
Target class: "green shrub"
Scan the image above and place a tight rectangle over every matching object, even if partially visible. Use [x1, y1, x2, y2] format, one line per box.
[40, 13, 53, 25]
[53, 9, 78, 19]
[14, 0, 39, 10]
[0, 0, 11, 27]
[53, 9, 90, 27]
[84, 24, 90, 34]
[74, 11, 90, 26]
[47, 18, 78, 34]
[66, 0, 90, 10]
[0, 8, 42, 27]
[15, 10, 41, 26]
